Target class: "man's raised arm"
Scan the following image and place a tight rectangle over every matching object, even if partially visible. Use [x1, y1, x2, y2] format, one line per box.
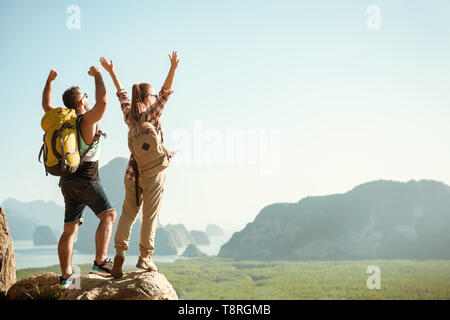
[42, 70, 58, 113]
[83, 66, 108, 125]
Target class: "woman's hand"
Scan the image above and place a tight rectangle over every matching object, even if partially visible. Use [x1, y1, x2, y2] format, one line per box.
[100, 57, 114, 73]
[100, 56, 123, 91]
[162, 52, 179, 91]
[168, 51, 179, 70]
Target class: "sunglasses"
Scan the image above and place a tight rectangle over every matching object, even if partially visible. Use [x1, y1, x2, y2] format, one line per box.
[79, 93, 88, 104]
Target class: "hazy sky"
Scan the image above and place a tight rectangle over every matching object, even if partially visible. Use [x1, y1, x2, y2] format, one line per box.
[1, 0, 450, 231]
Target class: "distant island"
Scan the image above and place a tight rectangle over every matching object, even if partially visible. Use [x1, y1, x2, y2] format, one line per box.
[33, 225, 57, 246]
[206, 224, 224, 236]
[219, 179, 450, 260]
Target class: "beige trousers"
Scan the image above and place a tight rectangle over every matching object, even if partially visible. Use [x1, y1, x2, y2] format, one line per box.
[114, 170, 166, 257]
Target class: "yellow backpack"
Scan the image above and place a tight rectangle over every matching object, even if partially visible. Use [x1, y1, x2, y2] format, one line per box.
[38, 107, 80, 176]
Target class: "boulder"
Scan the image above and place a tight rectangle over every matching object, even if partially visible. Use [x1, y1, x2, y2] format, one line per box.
[7, 271, 178, 300]
[60, 271, 178, 300]
[0, 206, 17, 296]
[6, 272, 59, 300]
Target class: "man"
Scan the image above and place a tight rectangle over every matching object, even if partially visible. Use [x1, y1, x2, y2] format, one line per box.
[41, 67, 117, 289]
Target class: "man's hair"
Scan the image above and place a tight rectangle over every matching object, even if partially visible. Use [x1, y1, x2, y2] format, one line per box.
[62, 86, 80, 109]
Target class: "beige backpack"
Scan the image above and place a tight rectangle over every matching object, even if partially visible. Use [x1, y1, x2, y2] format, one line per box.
[128, 121, 169, 202]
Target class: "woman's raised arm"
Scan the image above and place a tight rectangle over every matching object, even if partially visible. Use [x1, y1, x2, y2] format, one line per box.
[100, 57, 124, 91]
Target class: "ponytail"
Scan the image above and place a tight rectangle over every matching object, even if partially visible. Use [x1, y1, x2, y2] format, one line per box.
[130, 83, 153, 126]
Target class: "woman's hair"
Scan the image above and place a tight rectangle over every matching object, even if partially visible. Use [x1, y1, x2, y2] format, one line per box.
[130, 83, 153, 126]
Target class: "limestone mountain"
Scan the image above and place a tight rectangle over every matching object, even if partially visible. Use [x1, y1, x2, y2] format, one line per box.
[190, 230, 210, 245]
[1, 208, 37, 240]
[219, 180, 450, 260]
[33, 226, 57, 246]
[181, 244, 207, 257]
[165, 224, 193, 248]
[206, 224, 224, 236]
[2, 199, 62, 235]
[154, 227, 178, 255]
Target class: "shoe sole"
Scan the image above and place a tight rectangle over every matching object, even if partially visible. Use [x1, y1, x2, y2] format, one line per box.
[111, 256, 125, 278]
[136, 264, 158, 272]
[59, 284, 71, 290]
[111, 265, 123, 278]
[111, 271, 123, 278]
[89, 270, 112, 277]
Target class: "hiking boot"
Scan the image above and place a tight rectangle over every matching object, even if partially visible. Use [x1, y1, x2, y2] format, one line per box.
[111, 255, 124, 278]
[59, 273, 76, 290]
[90, 258, 113, 276]
[136, 256, 158, 272]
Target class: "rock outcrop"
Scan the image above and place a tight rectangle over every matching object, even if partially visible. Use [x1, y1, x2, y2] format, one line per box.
[0, 206, 17, 296]
[6, 272, 59, 300]
[7, 271, 178, 300]
[33, 225, 57, 246]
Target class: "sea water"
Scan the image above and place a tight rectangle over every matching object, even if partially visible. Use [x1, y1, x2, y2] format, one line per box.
[13, 233, 233, 270]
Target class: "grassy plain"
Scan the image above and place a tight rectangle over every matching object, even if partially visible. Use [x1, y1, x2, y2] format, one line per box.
[16, 258, 450, 300]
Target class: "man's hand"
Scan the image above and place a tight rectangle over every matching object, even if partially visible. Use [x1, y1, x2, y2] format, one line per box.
[169, 51, 179, 70]
[99, 57, 114, 73]
[88, 66, 101, 77]
[43, 70, 57, 112]
[47, 69, 58, 82]
[82, 64, 107, 128]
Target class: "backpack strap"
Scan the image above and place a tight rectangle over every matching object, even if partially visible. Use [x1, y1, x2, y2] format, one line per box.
[38, 137, 48, 176]
[79, 129, 106, 163]
[77, 116, 107, 164]
[38, 144, 44, 163]
[161, 144, 170, 160]
[130, 158, 140, 207]
[57, 130, 65, 173]
[53, 123, 77, 173]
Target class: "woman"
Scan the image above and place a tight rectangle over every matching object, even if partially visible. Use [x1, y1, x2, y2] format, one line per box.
[100, 52, 179, 278]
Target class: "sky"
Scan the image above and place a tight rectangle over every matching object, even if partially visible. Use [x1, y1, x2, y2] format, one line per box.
[1, 0, 450, 232]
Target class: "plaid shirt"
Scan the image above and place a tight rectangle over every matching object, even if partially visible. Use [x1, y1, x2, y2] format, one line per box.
[116, 87, 174, 181]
